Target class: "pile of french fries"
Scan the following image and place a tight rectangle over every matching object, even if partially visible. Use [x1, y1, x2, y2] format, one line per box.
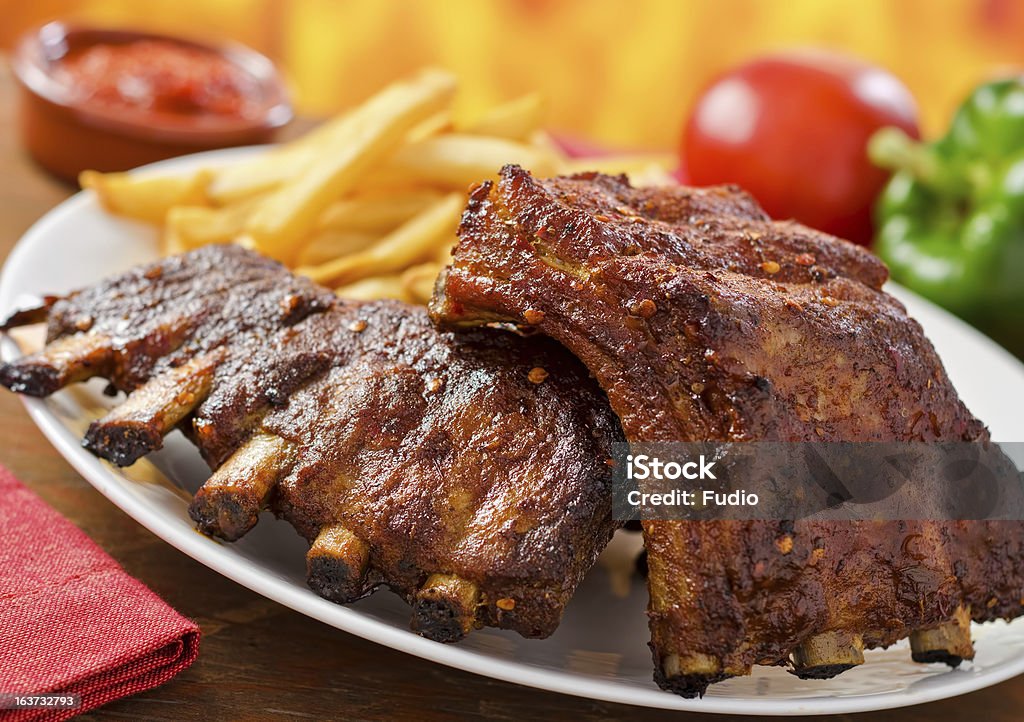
[80, 68, 676, 304]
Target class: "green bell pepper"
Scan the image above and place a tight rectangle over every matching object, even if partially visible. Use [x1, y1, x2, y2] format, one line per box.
[869, 77, 1024, 356]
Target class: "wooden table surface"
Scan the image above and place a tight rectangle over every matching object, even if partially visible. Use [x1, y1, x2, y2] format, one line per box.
[0, 61, 1021, 722]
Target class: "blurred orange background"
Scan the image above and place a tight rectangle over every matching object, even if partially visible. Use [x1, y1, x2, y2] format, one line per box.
[2, 0, 1023, 149]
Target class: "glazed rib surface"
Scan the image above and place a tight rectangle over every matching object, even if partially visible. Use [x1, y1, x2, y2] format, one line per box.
[1, 244, 622, 641]
[431, 165, 1024, 694]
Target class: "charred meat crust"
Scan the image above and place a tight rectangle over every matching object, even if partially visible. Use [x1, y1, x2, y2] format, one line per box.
[910, 650, 965, 667]
[83, 420, 164, 466]
[650, 668, 728, 700]
[789, 663, 859, 680]
[0, 244, 623, 643]
[432, 165, 1024, 692]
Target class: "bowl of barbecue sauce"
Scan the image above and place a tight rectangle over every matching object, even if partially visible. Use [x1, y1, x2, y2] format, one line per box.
[13, 22, 292, 182]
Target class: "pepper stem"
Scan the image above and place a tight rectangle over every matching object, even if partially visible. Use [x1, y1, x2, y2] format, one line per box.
[868, 127, 965, 196]
[868, 128, 934, 179]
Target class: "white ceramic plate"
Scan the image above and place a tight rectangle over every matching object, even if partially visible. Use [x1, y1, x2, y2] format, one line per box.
[3, 148, 1024, 716]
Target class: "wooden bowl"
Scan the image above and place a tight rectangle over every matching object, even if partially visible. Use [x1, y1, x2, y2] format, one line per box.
[13, 22, 293, 183]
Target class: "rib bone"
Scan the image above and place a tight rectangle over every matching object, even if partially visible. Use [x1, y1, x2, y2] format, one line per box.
[83, 351, 223, 465]
[791, 631, 865, 679]
[654, 652, 741, 698]
[662, 652, 718, 678]
[306, 524, 371, 602]
[0, 333, 112, 396]
[411, 573, 481, 642]
[0, 297, 58, 330]
[910, 605, 974, 666]
[189, 432, 295, 540]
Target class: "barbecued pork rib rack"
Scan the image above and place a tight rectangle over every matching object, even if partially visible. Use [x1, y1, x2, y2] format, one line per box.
[431, 165, 1024, 696]
[0, 244, 623, 642]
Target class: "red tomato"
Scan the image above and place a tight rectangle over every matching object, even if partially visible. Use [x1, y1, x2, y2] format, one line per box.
[682, 50, 920, 245]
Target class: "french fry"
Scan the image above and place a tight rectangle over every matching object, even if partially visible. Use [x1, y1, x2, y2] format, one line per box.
[462, 93, 545, 141]
[334, 275, 410, 302]
[160, 225, 188, 256]
[81, 169, 210, 225]
[401, 262, 442, 304]
[433, 242, 453, 266]
[206, 144, 316, 205]
[562, 152, 679, 178]
[408, 112, 453, 143]
[206, 109, 357, 204]
[317, 190, 442, 234]
[166, 196, 263, 249]
[371, 134, 563, 190]
[297, 193, 462, 287]
[235, 234, 259, 251]
[81, 68, 602, 310]
[624, 164, 680, 188]
[561, 153, 679, 188]
[295, 230, 380, 267]
[246, 68, 458, 263]
[528, 129, 569, 158]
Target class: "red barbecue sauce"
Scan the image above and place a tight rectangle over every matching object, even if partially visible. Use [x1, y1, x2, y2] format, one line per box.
[55, 40, 259, 119]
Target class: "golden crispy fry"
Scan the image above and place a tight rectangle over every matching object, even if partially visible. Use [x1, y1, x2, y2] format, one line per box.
[334, 275, 410, 302]
[408, 112, 453, 143]
[206, 144, 315, 205]
[401, 262, 442, 304]
[527, 130, 568, 158]
[296, 193, 462, 287]
[206, 110, 357, 204]
[81, 169, 210, 225]
[462, 93, 545, 141]
[234, 234, 259, 251]
[622, 164, 679, 188]
[370, 134, 563, 190]
[433, 242, 453, 266]
[561, 153, 679, 187]
[85, 68, 566, 309]
[561, 152, 678, 175]
[317, 190, 442, 234]
[295, 230, 380, 267]
[166, 196, 263, 249]
[246, 69, 458, 263]
[160, 225, 188, 256]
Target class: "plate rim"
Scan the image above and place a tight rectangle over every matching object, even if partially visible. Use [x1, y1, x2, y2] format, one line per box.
[4, 147, 1024, 715]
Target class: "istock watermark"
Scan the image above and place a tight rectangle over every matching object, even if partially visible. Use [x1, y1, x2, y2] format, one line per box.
[612, 441, 1024, 522]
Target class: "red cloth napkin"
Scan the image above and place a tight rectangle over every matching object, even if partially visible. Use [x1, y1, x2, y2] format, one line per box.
[0, 465, 199, 721]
